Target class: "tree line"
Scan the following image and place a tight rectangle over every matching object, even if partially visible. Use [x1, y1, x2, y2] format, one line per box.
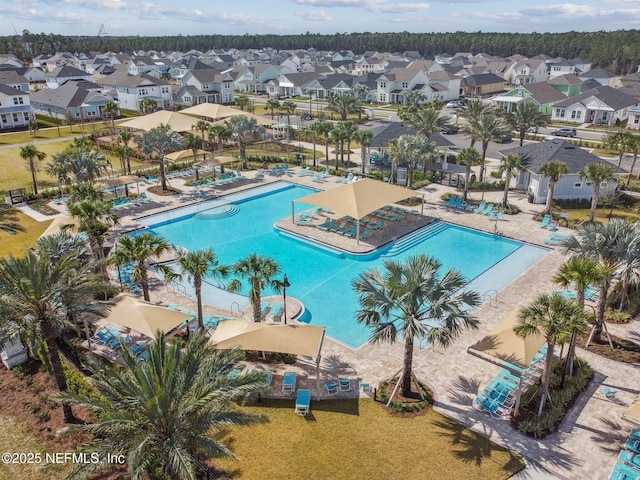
[1, 29, 639, 74]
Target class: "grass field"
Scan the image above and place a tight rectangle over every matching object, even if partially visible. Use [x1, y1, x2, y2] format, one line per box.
[0, 212, 52, 258]
[214, 398, 524, 480]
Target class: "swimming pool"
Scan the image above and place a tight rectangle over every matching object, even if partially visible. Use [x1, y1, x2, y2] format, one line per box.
[139, 182, 548, 348]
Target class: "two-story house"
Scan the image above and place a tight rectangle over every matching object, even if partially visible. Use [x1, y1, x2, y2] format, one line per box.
[504, 60, 549, 85]
[181, 68, 235, 104]
[101, 73, 173, 111]
[45, 66, 92, 89]
[0, 83, 33, 130]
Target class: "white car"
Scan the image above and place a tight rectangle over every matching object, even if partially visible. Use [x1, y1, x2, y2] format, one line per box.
[446, 101, 462, 108]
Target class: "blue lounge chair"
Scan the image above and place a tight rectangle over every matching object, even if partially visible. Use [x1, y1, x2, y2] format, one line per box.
[295, 389, 311, 416]
[473, 202, 486, 213]
[481, 204, 495, 216]
[619, 450, 640, 468]
[602, 387, 618, 400]
[488, 211, 503, 221]
[444, 196, 458, 208]
[632, 430, 640, 442]
[358, 228, 372, 241]
[282, 371, 297, 394]
[269, 302, 282, 320]
[317, 218, 336, 231]
[341, 225, 358, 237]
[325, 381, 338, 395]
[339, 378, 351, 391]
[610, 461, 640, 480]
[448, 197, 462, 210]
[539, 215, 557, 230]
[625, 439, 640, 454]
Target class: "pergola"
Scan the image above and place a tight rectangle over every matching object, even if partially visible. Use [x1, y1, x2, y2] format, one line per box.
[292, 178, 421, 243]
[209, 320, 326, 399]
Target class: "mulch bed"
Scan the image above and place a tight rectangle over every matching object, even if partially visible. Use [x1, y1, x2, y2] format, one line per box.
[379, 377, 433, 418]
[27, 200, 59, 216]
[578, 333, 640, 363]
[147, 185, 182, 196]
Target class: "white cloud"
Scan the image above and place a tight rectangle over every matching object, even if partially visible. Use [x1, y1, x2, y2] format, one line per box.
[293, 0, 384, 7]
[296, 9, 333, 20]
[370, 3, 429, 13]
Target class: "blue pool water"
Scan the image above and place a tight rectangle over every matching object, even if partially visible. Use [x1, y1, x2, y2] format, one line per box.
[140, 182, 547, 348]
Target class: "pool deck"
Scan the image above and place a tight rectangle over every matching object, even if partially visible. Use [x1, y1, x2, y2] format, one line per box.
[47, 167, 640, 480]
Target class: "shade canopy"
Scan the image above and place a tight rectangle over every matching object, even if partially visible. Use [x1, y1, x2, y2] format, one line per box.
[181, 103, 244, 120]
[119, 110, 198, 132]
[104, 295, 192, 339]
[294, 178, 415, 220]
[165, 149, 210, 162]
[39, 215, 79, 238]
[209, 320, 325, 358]
[97, 175, 141, 188]
[467, 309, 547, 372]
[623, 396, 640, 426]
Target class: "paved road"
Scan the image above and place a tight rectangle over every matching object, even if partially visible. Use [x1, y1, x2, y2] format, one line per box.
[0, 133, 78, 150]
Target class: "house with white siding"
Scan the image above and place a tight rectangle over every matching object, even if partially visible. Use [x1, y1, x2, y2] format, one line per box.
[550, 85, 637, 126]
[45, 66, 92, 89]
[0, 83, 33, 130]
[181, 68, 235, 104]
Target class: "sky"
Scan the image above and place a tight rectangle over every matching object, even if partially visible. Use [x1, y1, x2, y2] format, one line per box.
[0, 0, 639, 37]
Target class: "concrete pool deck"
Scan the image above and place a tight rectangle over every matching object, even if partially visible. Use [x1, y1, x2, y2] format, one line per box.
[47, 167, 639, 480]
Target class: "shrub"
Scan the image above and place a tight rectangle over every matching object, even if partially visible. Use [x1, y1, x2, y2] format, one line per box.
[378, 377, 433, 414]
[469, 180, 505, 191]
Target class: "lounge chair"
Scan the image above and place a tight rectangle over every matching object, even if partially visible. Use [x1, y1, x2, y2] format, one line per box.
[358, 228, 372, 241]
[325, 381, 339, 395]
[626, 439, 640, 454]
[269, 302, 282, 321]
[481, 204, 495, 216]
[632, 430, 640, 442]
[341, 225, 358, 238]
[317, 218, 336, 231]
[602, 387, 618, 400]
[539, 215, 558, 230]
[488, 211, 503, 221]
[297, 166, 310, 176]
[339, 379, 351, 391]
[282, 371, 297, 394]
[448, 197, 463, 210]
[295, 389, 311, 416]
[611, 461, 640, 480]
[619, 450, 640, 469]
[443, 196, 458, 208]
[473, 202, 486, 213]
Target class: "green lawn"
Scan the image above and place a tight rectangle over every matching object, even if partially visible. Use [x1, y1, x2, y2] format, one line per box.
[214, 398, 524, 480]
[0, 212, 52, 258]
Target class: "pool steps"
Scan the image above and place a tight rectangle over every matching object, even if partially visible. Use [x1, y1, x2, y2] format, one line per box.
[194, 202, 240, 219]
[382, 221, 447, 257]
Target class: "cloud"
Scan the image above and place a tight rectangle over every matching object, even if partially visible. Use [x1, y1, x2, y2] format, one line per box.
[293, 0, 385, 7]
[42, 0, 127, 9]
[296, 9, 333, 20]
[370, 3, 429, 13]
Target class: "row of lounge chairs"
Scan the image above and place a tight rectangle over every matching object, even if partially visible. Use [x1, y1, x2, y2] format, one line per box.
[92, 326, 149, 362]
[268, 164, 292, 176]
[113, 193, 151, 209]
[166, 167, 195, 179]
[192, 171, 244, 188]
[261, 301, 283, 322]
[610, 429, 640, 479]
[444, 197, 505, 221]
[539, 215, 559, 231]
[324, 378, 352, 395]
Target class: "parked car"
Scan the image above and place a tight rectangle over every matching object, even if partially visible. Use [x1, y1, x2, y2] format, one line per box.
[527, 126, 539, 134]
[551, 128, 577, 137]
[442, 125, 459, 135]
[494, 134, 512, 143]
[446, 101, 462, 108]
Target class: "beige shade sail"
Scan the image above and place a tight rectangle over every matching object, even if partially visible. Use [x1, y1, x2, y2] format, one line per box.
[467, 309, 547, 373]
[165, 149, 210, 162]
[293, 178, 416, 220]
[104, 295, 193, 339]
[119, 110, 198, 132]
[209, 320, 325, 358]
[39, 215, 80, 238]
[96, 175, 142, 188]
[623, 396, 640, 426]
[181, 103, 244, 121]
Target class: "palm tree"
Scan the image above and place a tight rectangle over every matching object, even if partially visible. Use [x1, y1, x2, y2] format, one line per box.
[330, 124, 348, 169]
[498, 153, 522, 208]
[226, 116, 265, 169]
[313, 120, 333, 165]
[102, 100, 119, 133]
[0, 203, 24, 236]
[562, 219, 636, 343]
[404, 90, 426, 107]
[0, 249, 110, 423]
[354, 129, 373, 175]
[47, 147, 110, 187]
[553, 257, 606, 377]
[604, 130, 633, 169]
[340, 120, 358, 165]
[579, 163, 617, 222]
[515, 293, 588, 416]
[325, 93, 363, 121]
[388, 134, 435, 189]
[352, 254, 480, 397]
[352, 83, 369, 103]
[456, 147, 482, 202]
[539, 160, 569, 216]
[109, 232, 175, 302]
[507, 101, 549, 146]
[403, 106, 449, 140]
[117, 129, 134, 174]
[135, 124, 184, 191]
[67, 197, 120, 261]
[280, 100, 297, 132]
[138, 97, 157, 114]
[193, 120, 210, 143]
[458, 99, 490, 147]
[208, 124, 232, 156]
[173, 249, 229, 331]
[306, 88, 317, 115]
[626, 134, 640, 185]
[265, 98, 280, 119]
[183, 132, 204, 163]
[58, 333, 266, 480]
[235, 94, 250, 111]
[228, 253, 281, 323]
[19, 144, 46, 195]
[465, 113, 511, 182]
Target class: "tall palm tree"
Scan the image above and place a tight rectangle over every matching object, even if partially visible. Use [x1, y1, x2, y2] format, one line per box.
[458, 99, 490, 147]
[173, 249, 229, 331]
[0, 249, 111, 423]
[579, 163, 617, 222]
[604, 130, 633, 169]
[67, 197, 120, 261]
[340, 120, 358, 165]
[507, 101, 549, 146]
[389, 134, 435, 189]
[352, 254, 480, 397]
[109, 232, 174, 302]
[138, 97, 157, 114]
[498, 153, 522, 208]
[102, 100, 119, 133]
[183, 132, 204, 163]
[226, 116, 265, 169]
[352, 83, 369, 103]
[47, 147, 110, 188]
[403, 106, 449, 140]
[539, 160, 569, 216]
[0, 203, 24, 236]
[235, 94, 250, 111]
[553, 257, 606, 376]
[265, 98, 280, 119]
[135, 124, 184, 191]
[192, 120, 210, 143]
[208, 124, 232, 156]
[117, 129, 134, 174]
[280, 100, 297, 134]
[457, 147, 482, 202]
[626, 134, 640, 185]
[515, 293, 588, 416]
[313, 120, 333, 164]
[562, 219, 636, 343]
[354, 129, 373, 175]
[59, 333, 267, 480]
[404, 90, 426, 107]
[465, 113, 511, 182]
[330, 124, 348, 169]
[19, 144, 46, 195]
[228, 253, 281, 323]
[325, 93, 363, 121]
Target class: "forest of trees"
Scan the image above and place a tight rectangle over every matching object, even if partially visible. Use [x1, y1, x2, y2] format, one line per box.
[1, 30, 639, 75]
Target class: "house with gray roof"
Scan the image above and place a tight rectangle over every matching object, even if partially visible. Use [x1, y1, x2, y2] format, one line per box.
[0, 83, 33, 130]
[499, 139, 621, 204]
[550, 85, 638, 125]
[45, 66, 92, 89]
[30, 80, 110, 121]
[493, 82, 566, 114]
[579, 68, 618, 87]
[460, 73, 506, 97]
[181, 68, 235, 104]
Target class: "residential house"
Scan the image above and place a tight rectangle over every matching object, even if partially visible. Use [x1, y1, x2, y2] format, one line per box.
[45, 66, 92, 89]
[172, 85, 213, 107]
[493, 82, 566, 114]
[0, 55, 22, 69]
[181, 68, 235, 104]
[100, 73, 172, 111]
[504, 60, 549, 85]
[0, 71, 30, 93]
[229, 64, 280, 94]
[266, 72, 322, 98]
[30, 80, 111, 121]
[569, 57, 592, 74]
[0, 83, 33, 130]
[499, 139, 621, 204]
[305, 74, 355, 100]
[627, 105, 640, 131]
[425, 71, 461, 103]
[550, 85, 638, 125]
[548, 74, 583, 97]
[376, 66, 429, 104]
[547, 59, 576, 80]
[460, 73, 506, 97]
[44, 52, 75, 72]
[579, 68, 618, 87]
